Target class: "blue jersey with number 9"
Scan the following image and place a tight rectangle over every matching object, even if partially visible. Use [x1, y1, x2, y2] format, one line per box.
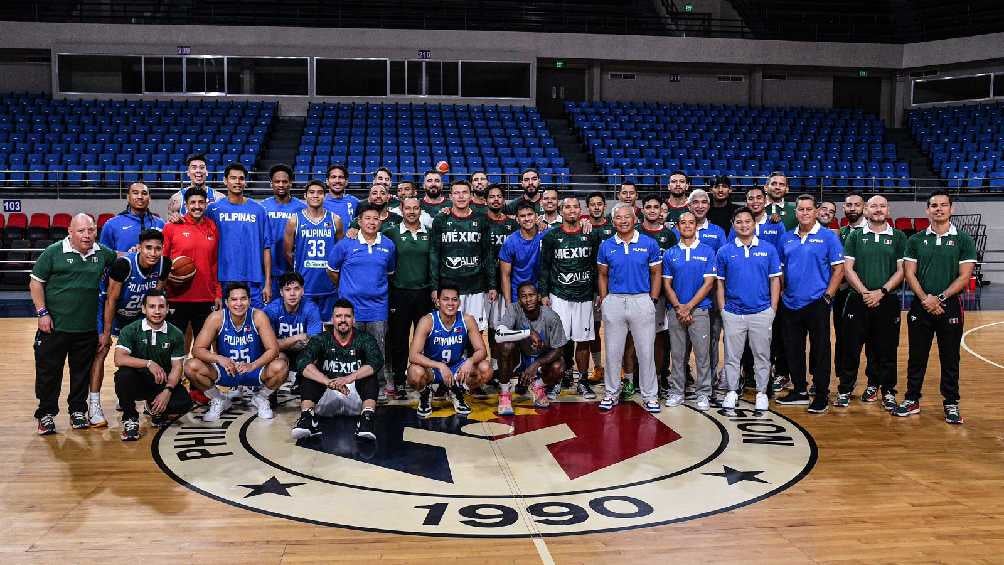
[423, 311, 468, 366]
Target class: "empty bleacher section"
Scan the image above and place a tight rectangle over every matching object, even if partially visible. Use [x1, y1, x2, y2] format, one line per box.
[907, 102, 1004, 192]
[296, 103, 568, 186]
[0, 94, 275, 188]
[567, 101, 909, 191]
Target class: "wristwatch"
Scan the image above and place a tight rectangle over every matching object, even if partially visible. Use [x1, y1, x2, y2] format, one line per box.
[879, 287, 889, 295]
[937, 293, 947, 302]
[36, 307, 49, 317]
[164, 385, 175, 393]
[823, 293, 833, 304]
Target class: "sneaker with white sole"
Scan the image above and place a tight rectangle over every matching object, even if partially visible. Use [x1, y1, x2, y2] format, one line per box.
[70, 411, 90, 429]
[417, 388, 433, 419]
[944, 404, 964, 425]
[547, 382, 561, 401]
[251, 394, 274, 419]
[203, 396, 232, 422]
[722, 390, 739, 410]
[576, 381, 597, 400]
[598, 395, 619, 412]
[644, 399, 661, 413]
[696, 395, 711, 411]
[497, 392, 515, 416]
[451, 387, 472, 415]
[531, 383, 551, 409]
[291, 410, 320, 440]
[88, 399, 108, 428]
[664, 393, 685, 407]
[120, 418, 140, 441]
[881, 393, 897, 412]
[832, 393, 851, 408]
[755, 392, 769, 411]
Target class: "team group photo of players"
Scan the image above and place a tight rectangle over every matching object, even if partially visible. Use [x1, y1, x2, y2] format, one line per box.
[29, 154, 977, 443]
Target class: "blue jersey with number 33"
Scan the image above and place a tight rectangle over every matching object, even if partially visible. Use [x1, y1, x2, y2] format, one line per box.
[293, 209, 339, 298]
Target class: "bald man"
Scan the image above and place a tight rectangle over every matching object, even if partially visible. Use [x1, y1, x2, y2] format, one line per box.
[30, 214, 118, 434]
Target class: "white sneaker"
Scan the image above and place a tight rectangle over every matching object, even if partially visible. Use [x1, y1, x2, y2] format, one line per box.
[88, 399, 108, 427]
[722, 391, 739, 409]
[665, 393, 685, 407]
[251, 394, 274, 419]
[203, 396, 232, 422]
[696, 395, 711, 411]
[755, 392, 769, 411]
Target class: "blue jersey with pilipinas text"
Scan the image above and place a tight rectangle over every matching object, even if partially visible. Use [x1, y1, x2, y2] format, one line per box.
[206, 198, 270, 284]
[259, 196, 306, 278]
[111, 252, 165, 320]
[423, 311, 469, 366]
[263, 299, 323, 339]
[293, 209, 340, 298]
[217, 307, 264, 364]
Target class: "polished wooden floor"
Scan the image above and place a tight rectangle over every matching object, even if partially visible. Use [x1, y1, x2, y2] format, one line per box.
[3, 314, 1004, 564]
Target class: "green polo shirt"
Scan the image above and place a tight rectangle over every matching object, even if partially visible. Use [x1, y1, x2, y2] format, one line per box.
[768, 201, 798, 230]
[115, 318, 186, 370]
[843, 225, 907, 292]
[904, 225, 977, 295]
[31, 239, 117, 332]
[383, 222, 432, 290]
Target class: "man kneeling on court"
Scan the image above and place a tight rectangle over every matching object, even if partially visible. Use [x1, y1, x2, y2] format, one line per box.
[113, 289, 192, 441]
[185, 282, 287, 422]
[494, 282, 568, 413]
[407, 285, 492, 419]
[291, 299, 383, 440]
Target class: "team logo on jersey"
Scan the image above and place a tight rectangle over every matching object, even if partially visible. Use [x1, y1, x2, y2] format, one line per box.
[154, 394, 815, 538]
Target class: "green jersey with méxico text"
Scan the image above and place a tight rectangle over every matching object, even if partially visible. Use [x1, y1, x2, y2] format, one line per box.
[429, 210, 494, 293]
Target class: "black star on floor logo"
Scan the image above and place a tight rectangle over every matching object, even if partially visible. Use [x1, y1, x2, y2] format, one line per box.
[702, 466, 769, 485]
[238, 476, 306, 498]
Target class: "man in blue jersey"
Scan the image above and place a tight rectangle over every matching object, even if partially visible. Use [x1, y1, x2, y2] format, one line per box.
[323, 164, 358, 231]
[167, 154, 225, 217]
[264, 272, 323, 391]
[407, 285, 491, 418]
[205, 163, 272, 307]
[185, 283, 288, 422]
[88, 228, 171, 427]
[774, 195, 845, 413]
[260, 163, 306, 298]
[99, 182, 166, 254]
[499, 203, 547, 305]
[284, 180, 343, 321]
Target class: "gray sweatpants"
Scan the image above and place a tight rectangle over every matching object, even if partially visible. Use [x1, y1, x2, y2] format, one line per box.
[709, 306, 723, 380]
[602, 294, 658, 401]
[721, 308, 774, 393]
[667, 308, 712, 397]
[355, 320, 387, 387]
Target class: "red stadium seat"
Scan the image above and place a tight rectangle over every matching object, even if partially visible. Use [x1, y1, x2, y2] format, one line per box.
[27, 213, 51, 240]
[839, 217, 849, 227]
[51, 213, 72, 239]
[97, 213, 115, 231]
[827, 219, 839, 229]
[894, 217, 912, 231]
[4, 212, 27, 240]
[914, 217, 930, 232]
[0, 214, 5, 232]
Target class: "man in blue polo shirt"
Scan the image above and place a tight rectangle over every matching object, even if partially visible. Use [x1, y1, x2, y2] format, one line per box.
[774, 195, 845, 413]
[596, 203, 663, 413]
[663, 212, 717, 411]
[100, 182, 165, 254]
[716, 206, 782, 412]
[259, 164, 306, 298]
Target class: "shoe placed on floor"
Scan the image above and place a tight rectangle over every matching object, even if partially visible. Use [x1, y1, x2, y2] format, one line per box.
[755, 392, 769, 411]
[452, 387, 472, 415]
[203, 396, 232, 422]
[807, 396, 829, 413]
[644, 399, 661, 413]
[356, 410, 376, 439]
[291, 410, 321, 440]
[250, 394, 274, 419]
[497, 392, 515, 416]
[70, 411, 90, 429]
[696, 395, 711, 411]
[36, 414, 56, 435]
[771, 374, 791, 392]
[833, 393, 851, 408]
[189, 388, 209, 406]
[377, 386, 389, 405]
[943, 404, 964, 425]
[861, 386, 880, 403]
[665, 393, 684, 407]
[531, 383, 551, 409]
[722, 390, 739, 410]
[417, 388, 433, 419]
[547, 382, 561, 401]
[150, 413, 171, 428]
[620, 380, 636, 400]
[120, 418, 140, 441]
[576, 380, 597, 400]
[776, 391, 811, 405]
[395, 386, 409, 400]
[88, 399, 108, 427]
[598, 395, 619, 412]
[882, 393, 898, 412]
[893, 399, 920, 417]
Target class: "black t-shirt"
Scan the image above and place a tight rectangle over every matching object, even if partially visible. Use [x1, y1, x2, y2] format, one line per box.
[707, 203, 739, 233]
[108, 256, 172, 283]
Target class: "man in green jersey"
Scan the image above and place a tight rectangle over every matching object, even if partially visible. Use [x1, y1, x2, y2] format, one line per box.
[113, 289, 191, 441]
[835, 195, 906, 411]
[586, 192, 614, 381]
[429, 179, 496, 331]
[485, 184, 520, 359]
[421, 170, 453, 216]
[664, 171, 690, 226]
[503, 168, 543, 215]
[469, 171, 490, 213]
[898, 190, 976, 424]
[766, 172, 798, 230]
[540, 197, 599, 400]
[292, 299, 383, 440]
[638, 193, 678, 397]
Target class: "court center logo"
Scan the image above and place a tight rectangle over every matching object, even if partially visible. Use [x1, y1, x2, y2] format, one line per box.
[154, 393, 816, 537]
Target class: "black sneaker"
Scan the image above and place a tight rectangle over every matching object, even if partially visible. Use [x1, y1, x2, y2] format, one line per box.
[776, 391, 810, 405]
[291, 410, 321, 440]
[771, 374, 791, 392]
[894, 399, 920, 417]
[832, 393, 851, 408]
[807, 396, 829, 413]
[69, 411, 90, 429]
[150, 413, 171, 428]
[882, 393, 897, 412]
[417, 388, 433, 419]
[120, 418, 140, 441]
[356, 410, 376, 439]
[861, 386, 880, 403]
[944, 404, 964, 425]
[451, 386, 472, 416]
[36, 414, 56, 436]
[576, 380, 597, 400]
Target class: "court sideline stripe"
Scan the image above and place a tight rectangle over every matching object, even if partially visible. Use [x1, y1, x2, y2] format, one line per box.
[961, 320, 1004, 369]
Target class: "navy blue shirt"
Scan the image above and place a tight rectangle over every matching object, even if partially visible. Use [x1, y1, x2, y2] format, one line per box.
[498, 229, 547, 300]
[259, 196, 307, 278]
[99, 210, 166, 252]
[327, 232, 396, 322]
[728, 215, 785, 249]
[597, 231, 663, 294]
[662, 240, 718, 310]
[715, 236, 783, 315]
[264, 298, 323, 339]
[777, 224, 845, 310]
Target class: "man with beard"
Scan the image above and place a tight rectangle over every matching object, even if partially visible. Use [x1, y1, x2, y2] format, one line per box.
[284, 180, 344, 321]
[504, 168, 543, 215]
[469, 171, 490, 213]
[167, 154, 225, 217]
[421, 170, 452, 216]
[100, 182, 166, 254]
[389, 181, 433, 229]
[539, 188, 562, 228]
[348, 184, 403, 233]
[817, 201, 837, 230]
[765, 172, 797, 230]
[707, 175, 738, 232]
[323, 164, 359, 232]
[260, 164, 306, 298]
[664, 171, 691, 227]
[615, 182, 640, 218]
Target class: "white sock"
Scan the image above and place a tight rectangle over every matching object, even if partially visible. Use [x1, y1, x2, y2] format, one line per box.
[205, 387, 224, 401]
[257, 386, 274, 398]
[89, 391, 100, 403]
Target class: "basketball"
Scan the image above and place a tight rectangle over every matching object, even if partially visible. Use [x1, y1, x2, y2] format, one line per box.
[436, 160, 450, 173]
[168, 255, 196, 284]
